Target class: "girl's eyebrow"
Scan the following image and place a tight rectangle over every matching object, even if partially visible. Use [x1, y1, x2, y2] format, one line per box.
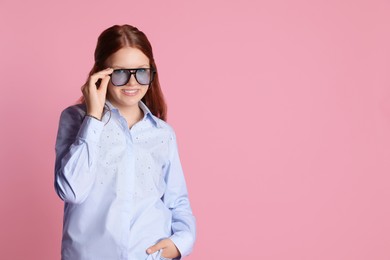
[111, 64, 149, 69]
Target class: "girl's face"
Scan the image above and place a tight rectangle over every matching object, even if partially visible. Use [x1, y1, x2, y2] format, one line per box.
[105, 47, 150, 111]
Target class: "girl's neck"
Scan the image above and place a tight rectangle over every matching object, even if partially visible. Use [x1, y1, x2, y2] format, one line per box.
[109, 100, 144, 129]
[121, 105, 143, 129]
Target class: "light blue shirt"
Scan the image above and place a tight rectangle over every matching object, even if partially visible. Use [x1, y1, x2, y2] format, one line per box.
[54, 101, 196, 260]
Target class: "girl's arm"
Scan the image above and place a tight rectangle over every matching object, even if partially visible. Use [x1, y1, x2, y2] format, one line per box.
[162, 131, 196, 258]
[54, 105, 104, 204]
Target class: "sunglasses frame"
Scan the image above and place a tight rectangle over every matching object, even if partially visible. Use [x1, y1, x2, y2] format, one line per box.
[110, 68, 156, 86]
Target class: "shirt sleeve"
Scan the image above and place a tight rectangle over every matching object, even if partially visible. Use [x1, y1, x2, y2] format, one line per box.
[54, 105, 104, 204]
[163, 130, 196, 259]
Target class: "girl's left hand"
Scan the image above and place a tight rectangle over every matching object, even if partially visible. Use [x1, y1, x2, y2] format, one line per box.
[146, 238, 180, 259]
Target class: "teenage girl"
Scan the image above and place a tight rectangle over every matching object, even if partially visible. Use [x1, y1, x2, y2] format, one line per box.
[54, 24, 196, 260]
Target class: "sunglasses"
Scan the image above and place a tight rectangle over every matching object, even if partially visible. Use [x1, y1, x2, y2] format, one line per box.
[110, 68, 155, 86]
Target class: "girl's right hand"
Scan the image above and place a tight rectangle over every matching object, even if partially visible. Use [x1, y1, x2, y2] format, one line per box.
[81, 68, 113, 120]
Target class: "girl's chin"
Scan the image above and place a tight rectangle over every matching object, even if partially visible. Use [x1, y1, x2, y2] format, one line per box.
[108, 98, 141, 109]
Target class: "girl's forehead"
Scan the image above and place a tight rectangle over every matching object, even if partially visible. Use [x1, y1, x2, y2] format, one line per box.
[106, 47, 149, 67]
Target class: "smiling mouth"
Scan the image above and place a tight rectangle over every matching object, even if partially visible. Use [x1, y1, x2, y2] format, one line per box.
[122, 89, 139, 95]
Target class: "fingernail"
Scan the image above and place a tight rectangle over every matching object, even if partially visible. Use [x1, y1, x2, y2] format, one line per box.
[147, 249, 152, 254]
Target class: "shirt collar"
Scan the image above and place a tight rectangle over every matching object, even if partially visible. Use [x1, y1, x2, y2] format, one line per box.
[105, 100, 162, 128]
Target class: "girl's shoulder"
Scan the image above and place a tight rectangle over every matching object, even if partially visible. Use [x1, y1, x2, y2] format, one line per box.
[60, 103, 87, 123]
[150, 114, 174, 131]
[62, 103, 87, 115]
[149, 115, 180, 142]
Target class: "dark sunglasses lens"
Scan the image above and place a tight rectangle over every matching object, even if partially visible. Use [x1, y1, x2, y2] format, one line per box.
[111, 70, 130, 86]
[136, 69, 152, 85]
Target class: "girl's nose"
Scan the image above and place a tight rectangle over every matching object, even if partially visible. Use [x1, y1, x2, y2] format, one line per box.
[127, 74, 138, 86]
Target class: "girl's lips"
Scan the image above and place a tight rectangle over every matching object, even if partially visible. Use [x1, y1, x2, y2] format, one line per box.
[122, 89, 139, 96]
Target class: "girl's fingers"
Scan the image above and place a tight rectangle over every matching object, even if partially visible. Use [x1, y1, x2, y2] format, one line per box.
[98, 75, 111, 94]
[146, 239, 169, 254]
[88, 68, 113, 88]
[81, 68, 113, 117]
[82, 68, 113, 116]
[93, 68, 113, 77]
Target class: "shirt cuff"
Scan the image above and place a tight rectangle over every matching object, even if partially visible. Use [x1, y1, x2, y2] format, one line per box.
[170, 232, 194, 259]
[77, 116, 104, 142]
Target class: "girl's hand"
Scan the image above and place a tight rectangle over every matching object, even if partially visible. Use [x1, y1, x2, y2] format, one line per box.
[81, 68, 113, 119]
[146, 238, 180, 259]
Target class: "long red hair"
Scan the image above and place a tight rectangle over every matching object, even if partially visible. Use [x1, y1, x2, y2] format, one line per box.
[85, 24, 167, 121]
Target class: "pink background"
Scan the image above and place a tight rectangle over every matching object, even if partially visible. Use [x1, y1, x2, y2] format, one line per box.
[1, 0, 390, 259]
